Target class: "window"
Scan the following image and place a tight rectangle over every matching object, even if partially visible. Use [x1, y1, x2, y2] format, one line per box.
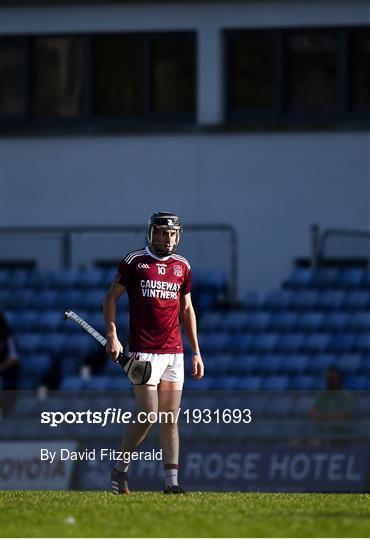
[285, 29, 338, 114]
[228, 31, 276, 111]
[94, 34, 144, 116]
[0, 38, 27, 117]
[348, 27, 370, 112]
[33, 36, 86, 118]
[150, 34, 195, 114]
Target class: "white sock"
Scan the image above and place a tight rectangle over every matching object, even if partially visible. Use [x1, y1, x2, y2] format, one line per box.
[115, 459, 129, 473]
[164, 465, 178, 487]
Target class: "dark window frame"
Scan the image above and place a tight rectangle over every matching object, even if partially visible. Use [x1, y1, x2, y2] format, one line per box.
[0, 30, 197, 131]
[224, 25, 370, 128]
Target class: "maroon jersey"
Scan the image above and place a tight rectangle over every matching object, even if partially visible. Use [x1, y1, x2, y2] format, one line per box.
[115, 246, 191, 353]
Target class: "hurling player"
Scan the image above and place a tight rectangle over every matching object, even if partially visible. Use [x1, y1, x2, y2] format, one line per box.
[104, 212, 204, 494]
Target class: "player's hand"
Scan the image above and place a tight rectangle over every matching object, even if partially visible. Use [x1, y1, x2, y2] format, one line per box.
[191, 354, 204, 379]
[105, 336, 123, 362]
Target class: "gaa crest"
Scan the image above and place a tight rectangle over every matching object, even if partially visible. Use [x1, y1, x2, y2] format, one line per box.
[173, 265, 183, 277]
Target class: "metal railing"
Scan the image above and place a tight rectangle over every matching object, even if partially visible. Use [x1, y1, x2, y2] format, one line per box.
[0, 224, 238, 301]
[310, 224, 370, 266]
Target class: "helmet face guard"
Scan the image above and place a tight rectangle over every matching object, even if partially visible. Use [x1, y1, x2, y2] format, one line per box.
[147, 212, 183, 257]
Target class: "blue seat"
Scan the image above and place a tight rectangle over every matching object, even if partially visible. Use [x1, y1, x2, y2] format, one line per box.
[209, 376, 239, 390]
[254, 333, 279, 353]
[207, 354, 234, 373]
[330, 333, 356, 352]
[6, 289, 38, 309]
[35, 310, 62, 331]
[54, 269, 81, 289]
[21, 353, 52, 378]
[357, 333, 370, 352]
[325, 312, 350, 331]
[38, 333, 67, 354]
[109, 377, 131, 391]
[290, 376, 322, 390]
[351, 312, 370, 330]
[14, 310, 38, 332]
[0, 270, 10, 287]
[11, 270, 31, 288]
[262, 376, 289, 390]
[33, 290, 62, 309]
[238, 355, 259, 373]
[298, 312, 324, 331]
[305, 333, 331, 352]
[18, 333, 42, 354]
[271, 312, 298, 331]
[312, 268, 339, 288]
[258, 354, 283, 373]
[198, 332, 229, 354]
[230, 333, 254, 353]
[309, 354, 336, 373]
[291, 290, 318, 310]
[283, 354, 309, 373]
[246, 311, 271, 331]
[279, 333, 305, 352]
[266, 290, 293, 310]
[60, 376, 85, 391]
[235, 376, 262, 390]
[316, 291, 345, 310]
[339, 268, 365, 288]
[222, 311, 248, 331]
[346, 291, 370, 310]
[287, 267, 313, 288]
[265, 395, 294, 416]
[244, 290, 268, 310]
[337, 354, 362, 373]
[346, 376, 368, 390]
[63, 334, 94, 357]
[60, 355, 81, 378]
[80, 288, 106, 310]
[60, 290, 84, 310]
[80, 267, 105, 289]
[85, 376, 112, 390]
[199, 311, 223, 332]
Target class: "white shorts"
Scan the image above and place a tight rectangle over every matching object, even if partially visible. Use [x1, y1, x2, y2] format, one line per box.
[128, 352, 184, 386]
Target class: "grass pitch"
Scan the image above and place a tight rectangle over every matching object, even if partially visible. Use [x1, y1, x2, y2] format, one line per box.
[1, 491, 369, 537]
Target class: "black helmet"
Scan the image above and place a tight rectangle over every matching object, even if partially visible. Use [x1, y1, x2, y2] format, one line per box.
[147, 211, 183, 257]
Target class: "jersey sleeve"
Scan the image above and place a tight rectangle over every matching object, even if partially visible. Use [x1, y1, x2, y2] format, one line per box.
[181, 267, 192, 296]
[114, 258, 132, 288]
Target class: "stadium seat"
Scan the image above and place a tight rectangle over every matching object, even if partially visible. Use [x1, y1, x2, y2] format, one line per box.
[244, 290, 268, 310]
[264, 395, 294, 417]
[198, 332, 229, 354]
[32, 290, 62, 309]
[324, 312, 350, 331]
[337, 354, 362, 373]
[309, 354, 337, 373]
[258, 354, 283, 373]
[345, 376, 369, 390]
[109, 377, 131, 391]
[282, 354, 309, 374]
[279, 333, 305, 353]
[34, 310, 62, 331]
[38, 332, 67, 355]
[59, 355, 81, 378]
[85, 376, 112, 390]
[230, 333, 254, 353]
[6, 289, 38, 309]
[305, 333, 331, 353]
[18, 333, 42, 354]
[290, 290, 318, 311]
[63, 334, 94, 357]
[237, 355, 259, 373]
[290, 376, 322, 390]
[222, 311, 248, 331]
[20, 353, 52, 379]
[298, 312, 324, 331]
[199, 311, 223, 332]
[339, 268, 365, 288]
[246, 311, 271, 331]
[0, 269, 10, 287]
[262, 376, 289, 391]
[234, 376, 262, 390]
[330, 333, 356, 352]
[357, 333, 370, 352]
[346, 291, 370, 310]
[13, 310, 38, 332]
[312, 268, 339, 288]
[271, 311, 298, 331]
[351, 312, 370, 330]
[53, 268, 81, 289]
[208, 354, 234, 373]
[266, 290, 293, 310]
[60, 376, 86, 391]
[286, 267, 313, 288]
[253, 333, 279, 353]
[316, 290, 345, 311]
[80, 267, 105, 289]
[80, 288, 106, 310]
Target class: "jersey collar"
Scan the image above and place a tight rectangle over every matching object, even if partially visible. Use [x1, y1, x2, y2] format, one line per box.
[145, 246, 171, 262]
